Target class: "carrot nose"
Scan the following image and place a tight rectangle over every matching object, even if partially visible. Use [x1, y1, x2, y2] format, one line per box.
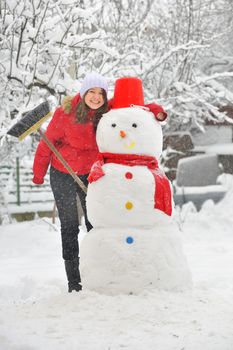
[120, 130, 126, 138]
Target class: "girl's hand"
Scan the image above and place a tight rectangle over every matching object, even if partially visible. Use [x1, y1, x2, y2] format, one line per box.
[32, 176, 44, 185]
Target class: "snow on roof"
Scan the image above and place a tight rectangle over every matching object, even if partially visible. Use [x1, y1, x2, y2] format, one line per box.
[195, 143, 233, 155]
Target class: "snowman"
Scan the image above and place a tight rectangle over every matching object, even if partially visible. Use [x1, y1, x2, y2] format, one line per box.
[80, 77, 192, 295]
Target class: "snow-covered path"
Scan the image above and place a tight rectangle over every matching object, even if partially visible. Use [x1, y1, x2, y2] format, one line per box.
[0, 197, 233, 350]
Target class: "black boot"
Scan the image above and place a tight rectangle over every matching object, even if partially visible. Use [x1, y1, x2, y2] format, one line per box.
[64, 258, 82, 293]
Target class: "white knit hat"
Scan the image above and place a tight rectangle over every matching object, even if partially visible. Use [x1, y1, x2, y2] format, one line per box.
[80, 72, 108, 98]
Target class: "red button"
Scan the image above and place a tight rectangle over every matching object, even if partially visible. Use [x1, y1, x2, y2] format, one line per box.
[125, 172, 133, 179]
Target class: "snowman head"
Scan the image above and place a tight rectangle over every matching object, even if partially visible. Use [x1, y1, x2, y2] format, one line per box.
[96, 107, 163, 159]
[96, 77, 163, 159]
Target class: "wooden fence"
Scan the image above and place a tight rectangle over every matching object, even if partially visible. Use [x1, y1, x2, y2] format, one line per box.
[0, 158, 55, 222]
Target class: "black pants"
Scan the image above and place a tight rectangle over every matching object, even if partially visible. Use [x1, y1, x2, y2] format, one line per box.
[50, 166, 92, 261]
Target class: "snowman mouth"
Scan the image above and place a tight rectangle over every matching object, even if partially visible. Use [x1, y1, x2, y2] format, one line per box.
[123, 141, 136, 149]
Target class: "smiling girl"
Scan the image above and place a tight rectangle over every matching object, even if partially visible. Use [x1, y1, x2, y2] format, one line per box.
[32, 72, 108, 293]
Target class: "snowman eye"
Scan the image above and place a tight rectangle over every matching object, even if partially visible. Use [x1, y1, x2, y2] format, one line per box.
[132, 123, 137, 128]
[111, 123, 117, 127]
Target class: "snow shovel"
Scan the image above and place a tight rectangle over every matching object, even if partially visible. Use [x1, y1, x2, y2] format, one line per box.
[7, 101, 87, 194]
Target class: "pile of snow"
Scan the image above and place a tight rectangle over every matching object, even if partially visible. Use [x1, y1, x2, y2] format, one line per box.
[0, 179, 233, 349]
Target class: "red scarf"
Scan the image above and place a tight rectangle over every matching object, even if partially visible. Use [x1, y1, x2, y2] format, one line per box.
[88, 152, 172, 216]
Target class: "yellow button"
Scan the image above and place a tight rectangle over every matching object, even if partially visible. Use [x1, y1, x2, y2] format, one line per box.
[125, 201, 133, 210]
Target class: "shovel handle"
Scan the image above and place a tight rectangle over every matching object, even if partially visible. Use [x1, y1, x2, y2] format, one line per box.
[38, 129, 87, 194]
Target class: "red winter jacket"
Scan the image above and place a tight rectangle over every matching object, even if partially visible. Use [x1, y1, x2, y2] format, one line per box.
[33, 93, 99, 183]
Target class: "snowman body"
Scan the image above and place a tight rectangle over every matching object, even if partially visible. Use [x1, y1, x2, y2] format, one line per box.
[87, 163, 157, 227]
[81, 107, 192, 294]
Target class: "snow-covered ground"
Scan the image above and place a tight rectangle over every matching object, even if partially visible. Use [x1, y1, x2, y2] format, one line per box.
[0, 184, 233, 350]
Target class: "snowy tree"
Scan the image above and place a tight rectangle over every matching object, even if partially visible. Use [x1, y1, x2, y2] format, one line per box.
[140, 0, 233, 132]
[1, 0, 233, 163]
[156, 0, 233, 180]
[199, 0, 233, 90]
[0, 0, 116, 111]
[0, 0, 117, 161]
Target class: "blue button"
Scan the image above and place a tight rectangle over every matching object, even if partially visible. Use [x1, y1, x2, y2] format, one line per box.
[126, 236, 134, 244]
